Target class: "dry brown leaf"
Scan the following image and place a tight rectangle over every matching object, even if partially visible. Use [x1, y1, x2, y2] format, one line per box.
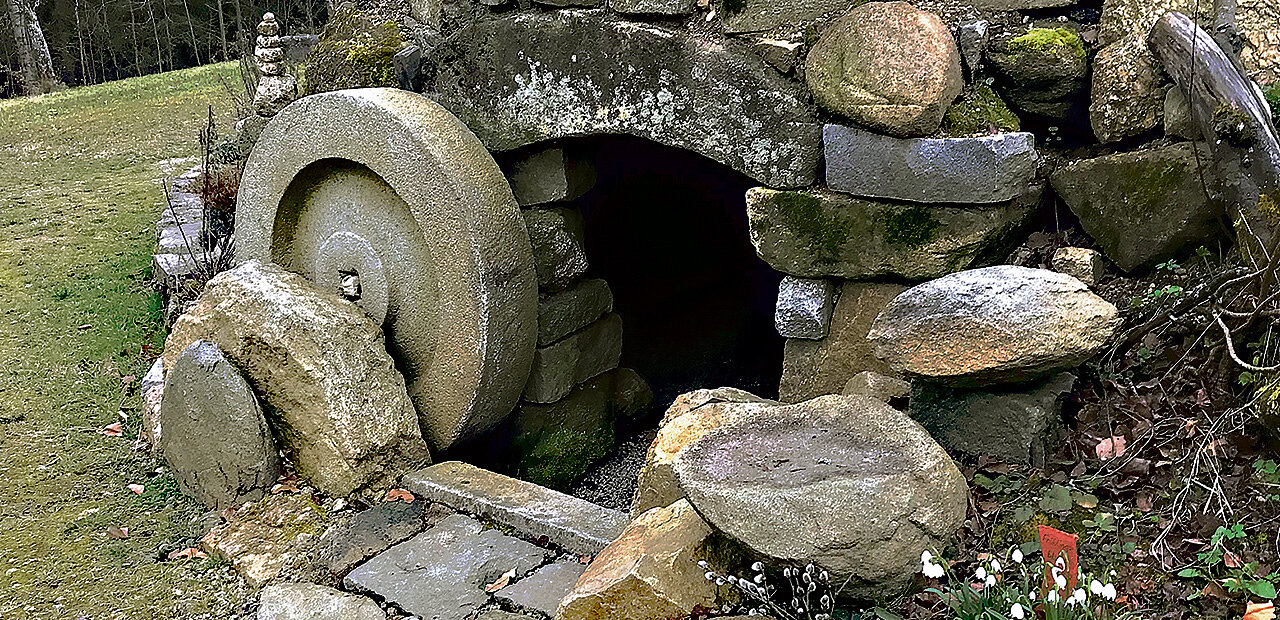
[106, 526, 129, 539]
[1224, 550, 1243, 569]
[384, 488, 415, 503]
[101, 422, 122, 437]
[1245, 602, 1276, 620]
[127, 483, 145, 495]
[484, 568, 517, 593]
[578, 555, 592, 565]
[167, 547, 208, 560]
[1096, 436, 1127, 460]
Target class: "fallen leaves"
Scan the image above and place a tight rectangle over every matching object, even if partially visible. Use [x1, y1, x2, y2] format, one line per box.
[105, 526, 129, 539]
[484, 568, 517, 593]
[384, 488, 414, 503]
[167, 547, 208, 560]
[101, 422, 122, 437]
[1096, 436, 1127, 460]
[127, 483, 145, 494]
[1245, 601, 1275, 620]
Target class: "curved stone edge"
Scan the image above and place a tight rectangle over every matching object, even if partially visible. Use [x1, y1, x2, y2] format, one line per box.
[425, 10, 821, 189]
[236, 88, 538, 450]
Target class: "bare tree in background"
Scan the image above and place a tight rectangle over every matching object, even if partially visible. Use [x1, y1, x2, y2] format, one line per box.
[4, 0, 57, 94]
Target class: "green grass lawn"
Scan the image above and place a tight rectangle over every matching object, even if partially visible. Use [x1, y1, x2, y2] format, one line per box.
[0, 64, 250, 619]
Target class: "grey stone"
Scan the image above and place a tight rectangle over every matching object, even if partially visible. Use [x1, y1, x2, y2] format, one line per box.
[343, 514, 551, 620]
[506, 147, 596, 208]
[1164, 87, 1201, 140]
[910, 373, 1076, 467]
[774, 276, 835, 340]
[824, 125, 1039, 204]
[1089, 36, 1162, 143]
[746, 186, 1039, 280]
[307, 501, 429, 581]
[805, 2, 962, 137]
[968, 0, 1073, 7]
[164, 261, 431, 496]
[537, 279, 613, 346]
[779, 282, 905, 403]
[722, 0, 858, 33]
[958, 20, 990, 76]
[425, 11, 820, 189]
[754, 38, 802, 74]
[496, 561, 587, 617]
[231, 115, 270, 160]
[152, 250, 221, 283]
[236, 89, 538, 452]
[1049, 142, 1227, 272]
[159, 340, 281, 512]
[1051, 247, 1104, 286]
[254, 74, 298, 117]
[988, 28, 1088, 119]
[476, 612, 538, 620]
[843, 371, 911, 404]
[157, 222, 205, 253]
[524, 208, 589, 293]
[672, 395, 968, 597]
[257, 583, 385, 620]
[402, 461, 628, 556]
[524, 313, 623, 404]
[202, 493, 331, 588]
[393, 45, 422, 91]
[608, 368, 654, 421]
[534, 0, 600, 6]
[141, 357, 165, 394]
[510, 376, 617, 491]
[867, 266, 1121, 386]
[611, 0, 695, 15]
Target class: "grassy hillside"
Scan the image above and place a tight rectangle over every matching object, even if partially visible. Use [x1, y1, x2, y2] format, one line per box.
[0, 63, 249, 618]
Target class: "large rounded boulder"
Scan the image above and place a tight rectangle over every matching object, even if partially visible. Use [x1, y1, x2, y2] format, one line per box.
[805, 1, 962, 137]
[867, 265, 1120, 386]
[672, 395, 967, 597]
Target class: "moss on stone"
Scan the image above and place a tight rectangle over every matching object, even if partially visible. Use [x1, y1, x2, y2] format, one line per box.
[943, 84, 1021, 136]
[1266, 83, 1280, 122]
[1211, 103, 1257, 146]
[773, 191, 849, 263]
[881, 205, 942, 247]
[522, 427, 611, 491]
[1006, 27, 1086, 62]
[1110, 159, 1185, 218]
[302, 7, 405, 96]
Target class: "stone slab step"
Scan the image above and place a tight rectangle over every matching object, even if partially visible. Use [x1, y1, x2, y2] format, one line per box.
[402, 461, 628, 556]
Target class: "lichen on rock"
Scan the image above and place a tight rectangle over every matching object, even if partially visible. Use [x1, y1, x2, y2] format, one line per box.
[943, 84, 1021, 136]
[302, 6, 406, 95]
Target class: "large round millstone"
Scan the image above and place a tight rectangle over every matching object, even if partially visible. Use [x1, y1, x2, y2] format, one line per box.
[236, 88, 538, 451]
[672, 394, 968, 597]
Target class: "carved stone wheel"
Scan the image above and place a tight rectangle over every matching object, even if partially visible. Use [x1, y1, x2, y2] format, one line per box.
[236, 88, 538, 451]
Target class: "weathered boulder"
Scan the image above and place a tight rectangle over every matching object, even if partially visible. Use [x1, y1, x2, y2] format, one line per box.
[504, 146, 596, 208]
[524, 313, 623, 404]
[988, 28, 1088, 118]
[1051, 247, 1104, 286]
[611, 0, 696, 15]
[843, 371, 911, 405]
[631, 388, 778, 518]
[672, 395, 967, 597]
[1049, 142, 1227, 272]
[1164, 87, 1201, 140]
[524, 208, 589, 293]
[538, 279, 614, 347]
[867, 266, 1121, 386]
[805, 2, 962, 137]
[774, 276, 835, 340]
[1089, 36, 1162, 143]
[164, 261, 431, 496]
[910, 373, 1077, 467]
[1098, 0, 1215, 49]
[159, 340, 281, 512]
[747, 186, 1035, 281]
[780, 282, 906, 403]
[556, 499, 734, 620]
[344, 514, 552, 620]
[202, 493, 330, 588]
[427, 11, 820, 188]
[257, 583, 385, 620]
[824, 125, 1039, 204]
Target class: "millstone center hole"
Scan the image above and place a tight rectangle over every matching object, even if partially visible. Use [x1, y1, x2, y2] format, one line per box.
[338, 269, 361, 301]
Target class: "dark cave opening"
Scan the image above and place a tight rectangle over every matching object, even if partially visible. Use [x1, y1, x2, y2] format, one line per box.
[573, 135, 786, 412]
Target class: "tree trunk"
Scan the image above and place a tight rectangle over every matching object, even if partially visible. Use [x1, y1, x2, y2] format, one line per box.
[231, 0, 243, 53]
[4, 0, 57, 95]
[214, 0, 228, 61]
[181, 0, 200, 65]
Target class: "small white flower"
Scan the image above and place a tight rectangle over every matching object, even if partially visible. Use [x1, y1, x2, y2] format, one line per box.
[985, 575, 996, 587]
[1101, 583, 1117, 600]
[922, 550, 933, 565]
[923, 561, 945, 579]
[976, 567, 987, 580]
[752, 561, 763, 572]
[1010, 603, 1026, 619]
[1012, 549, 1024, 564]
[991, 559, 1002, 573]
[1046, 590, 1059, 603]
[1029, 591, 1037, 601]
[1055, 574, 1067, 589]
[1073, 588, 1087, 603]
[1091, 580, 1103, 595]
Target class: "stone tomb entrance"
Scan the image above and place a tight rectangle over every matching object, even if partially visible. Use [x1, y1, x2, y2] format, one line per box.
[238, 89, 787, 501]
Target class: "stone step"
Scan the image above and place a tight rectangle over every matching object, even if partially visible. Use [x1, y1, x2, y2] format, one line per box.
[402, 461, 628, 556]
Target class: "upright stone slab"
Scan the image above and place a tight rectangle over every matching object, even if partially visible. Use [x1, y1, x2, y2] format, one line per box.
[824, 125, 1039, 204]
[426, 11, 821, 188]
[524, 313, 624, 404]
[164, 261, 431, 496]
[343, 514, 551, 620]
[747, 187, 1038, 280]
[867, 266, 1121, 386]
[159, 340, 281, 512]
[403, 461, 629, 556]
[673, 395, 968, 597]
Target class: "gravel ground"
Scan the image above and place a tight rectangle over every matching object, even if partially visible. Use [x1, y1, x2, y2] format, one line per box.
[569, 430, 657, 512]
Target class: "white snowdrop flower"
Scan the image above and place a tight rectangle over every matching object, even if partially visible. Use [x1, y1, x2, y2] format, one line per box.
[1029, 591, 1037, 601]
[698, 560, 709, 568]
[1055, 574, 1067, 589]
[715, 577, 725, 586]
[1091, 580, 1103, 595]
[1046, 590, 1059, 603]
[752, 562, 764, 572]
[1072, 588, 1087, 604]
[1102, 584, 1117, 600]
[985, 575, 996, 587]
[991, 559, 1001, 573]
[922, 550, 933, 565]
[1010, 603, 1026, 619]
[923, 562, 945, 579]
[976, 567, 987, 580]
[1012, 549, 1024, 564]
